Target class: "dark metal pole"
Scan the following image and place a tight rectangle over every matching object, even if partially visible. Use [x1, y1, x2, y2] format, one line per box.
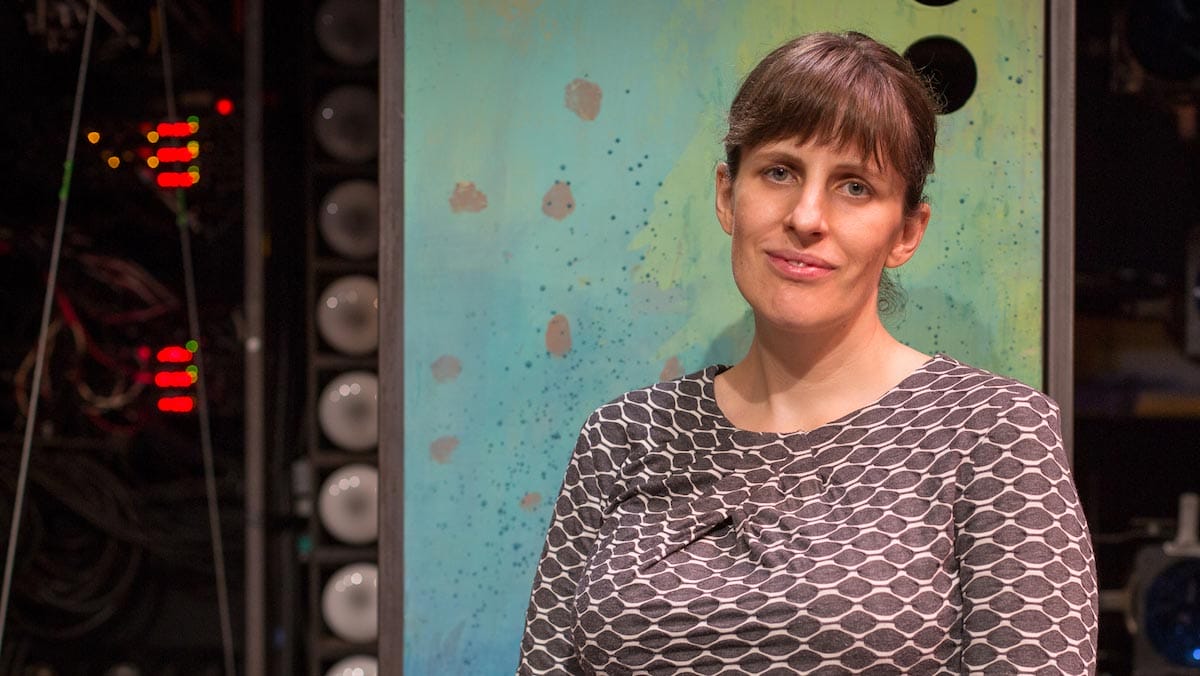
[243, 0, 267, 672]
[378, 0, 404, 672]
[1045, 0, 1076, 461]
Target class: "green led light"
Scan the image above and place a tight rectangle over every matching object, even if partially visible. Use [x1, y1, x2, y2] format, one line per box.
[186, 115, 199, 124]
[185, 339, 199, 352]
[186, 365, 199, 376]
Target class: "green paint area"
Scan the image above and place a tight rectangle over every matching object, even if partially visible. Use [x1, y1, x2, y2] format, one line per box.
[404, 1, 1044, 672]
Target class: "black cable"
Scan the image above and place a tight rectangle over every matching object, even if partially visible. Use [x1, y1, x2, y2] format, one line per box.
[157, 2, 237, 673]
[0, 0, 99, 659]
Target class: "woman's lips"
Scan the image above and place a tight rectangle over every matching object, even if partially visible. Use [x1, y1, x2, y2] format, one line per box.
[766, 251, 835, 280]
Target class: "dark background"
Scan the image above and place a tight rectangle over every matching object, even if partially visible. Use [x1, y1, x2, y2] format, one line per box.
[0, 0, 1197, 674]
[0, 1, 308, 673]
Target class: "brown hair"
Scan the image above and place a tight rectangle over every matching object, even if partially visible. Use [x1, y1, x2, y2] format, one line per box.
[724, 31, 940, 213]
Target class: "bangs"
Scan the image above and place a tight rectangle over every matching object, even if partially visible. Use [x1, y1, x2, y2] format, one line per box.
[756, 66, 916, 177]
[723, 33, 939, 207]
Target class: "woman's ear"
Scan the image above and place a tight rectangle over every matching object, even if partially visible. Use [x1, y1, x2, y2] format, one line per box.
[886, 203, 931, 268]
[715, 163, 735, 235]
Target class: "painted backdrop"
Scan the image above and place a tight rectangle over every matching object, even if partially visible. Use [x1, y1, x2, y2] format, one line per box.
[404, 1, 1045, 672]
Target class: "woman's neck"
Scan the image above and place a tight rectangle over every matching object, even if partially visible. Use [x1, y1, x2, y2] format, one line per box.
[715, 313, 928, 433]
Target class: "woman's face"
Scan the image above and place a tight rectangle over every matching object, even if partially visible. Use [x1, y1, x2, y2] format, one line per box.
[715, 137, 930, 336]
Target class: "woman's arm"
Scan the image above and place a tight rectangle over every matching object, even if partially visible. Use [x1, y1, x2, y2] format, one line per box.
[955, 393, 1098, 674]
[517, 415, 610, 675]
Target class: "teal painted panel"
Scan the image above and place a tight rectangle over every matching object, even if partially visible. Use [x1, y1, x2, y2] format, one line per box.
[404, 1, 1044, 672]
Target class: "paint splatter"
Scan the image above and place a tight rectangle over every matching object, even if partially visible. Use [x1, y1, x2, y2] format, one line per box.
[541, 181, 575, 220]
[492, 0, 541, 22]
[431, 355, 462, 382]
[545, 314, 571, 357]
[660, 356, 682, 381]
[449, 182, 487, 213]
[519, 492, 542, 511]
[430, 436, 459, 463]
[564, 78, 602, 121]
[632, 281, 686, 315]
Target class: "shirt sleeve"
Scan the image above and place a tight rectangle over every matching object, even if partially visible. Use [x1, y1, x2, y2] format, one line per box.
[955, 392, 1098, 674]
[517, 413, 611, 675]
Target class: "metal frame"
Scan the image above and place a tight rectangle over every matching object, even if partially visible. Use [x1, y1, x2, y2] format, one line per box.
[378, 0, 404, 671]
[242, 0, 266, 673]
[1045, 0, 1076, 462]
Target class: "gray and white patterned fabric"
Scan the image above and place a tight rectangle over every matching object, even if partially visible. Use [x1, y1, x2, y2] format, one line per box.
[517, 355, 1097, 675]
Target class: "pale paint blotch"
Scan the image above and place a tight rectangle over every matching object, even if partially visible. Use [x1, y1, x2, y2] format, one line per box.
[449, 181, 488, 213]
[541, 181, 575, 220]
[545, 314, 572, 357]
[660, 356, 683, 381]
[519, 492, 542, 511]
[564, 78, 602, 121]
[488, 0, 542, 22]
[430, 436, 460, 463]
[431, 354, 462, 382]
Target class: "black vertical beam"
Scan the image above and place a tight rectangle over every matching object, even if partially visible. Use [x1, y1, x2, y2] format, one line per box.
[1045, 0, 1076, 461]
[378, 0, 404, 672]
[243, 0, 267, 672]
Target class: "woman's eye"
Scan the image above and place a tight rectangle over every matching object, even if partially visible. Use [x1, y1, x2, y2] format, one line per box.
[844, 181, 868, 197]
[764, 166, 791, 182]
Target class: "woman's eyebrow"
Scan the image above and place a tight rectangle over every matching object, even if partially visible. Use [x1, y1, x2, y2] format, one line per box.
[754, 148, 805, 165]
[832, 161, 885, 180]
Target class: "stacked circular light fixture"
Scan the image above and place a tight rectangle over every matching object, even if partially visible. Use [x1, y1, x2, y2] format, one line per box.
[325, 655, 378, 676]
[315, 0, 380, 67]
[317, 275, 379, 356]
[318, 463, 378, 545]
[314, 86, 379, 164]
[321, 562, 378, 643]
[317, 371, 378, 452]
[304, 0, 382, 670]
[319, 180, 379, 260]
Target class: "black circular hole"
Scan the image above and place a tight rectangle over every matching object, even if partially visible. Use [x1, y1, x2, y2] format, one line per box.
[913, 0, 960, 5]
[904, 36, 977, 114]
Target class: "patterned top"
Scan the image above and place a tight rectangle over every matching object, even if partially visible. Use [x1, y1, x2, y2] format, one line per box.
[517, 355, 1097, 675]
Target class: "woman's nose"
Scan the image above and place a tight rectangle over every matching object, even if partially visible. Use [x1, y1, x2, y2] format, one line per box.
[786, 187, 827, 238]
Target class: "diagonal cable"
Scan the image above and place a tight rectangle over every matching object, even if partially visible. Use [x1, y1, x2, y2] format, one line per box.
[0, 0, 99, 659]
[157, 2, 236, 673]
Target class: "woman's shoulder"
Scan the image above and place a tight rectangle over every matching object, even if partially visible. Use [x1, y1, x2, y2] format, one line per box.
[920, 353, 1060, 413]
[588, 365, 721, 417]
[562, 367, 724, 477]
[576, 365, 724, 444]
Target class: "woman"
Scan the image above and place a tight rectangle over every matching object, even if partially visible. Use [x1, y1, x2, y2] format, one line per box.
[518, 32, 1097, 675]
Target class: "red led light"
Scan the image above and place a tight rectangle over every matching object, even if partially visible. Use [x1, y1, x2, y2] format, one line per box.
[156, 122, 194, 137]
[156, 172, 195, 188]
[156, 346, 193, 363]
[216, 98, 234, 116]
[155, 371, 195, 388]
[156, 147, 193, 162]
[157, 396, 195, 413]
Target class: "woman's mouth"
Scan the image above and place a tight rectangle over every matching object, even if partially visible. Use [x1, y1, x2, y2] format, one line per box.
[766, 251, 835, 280]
